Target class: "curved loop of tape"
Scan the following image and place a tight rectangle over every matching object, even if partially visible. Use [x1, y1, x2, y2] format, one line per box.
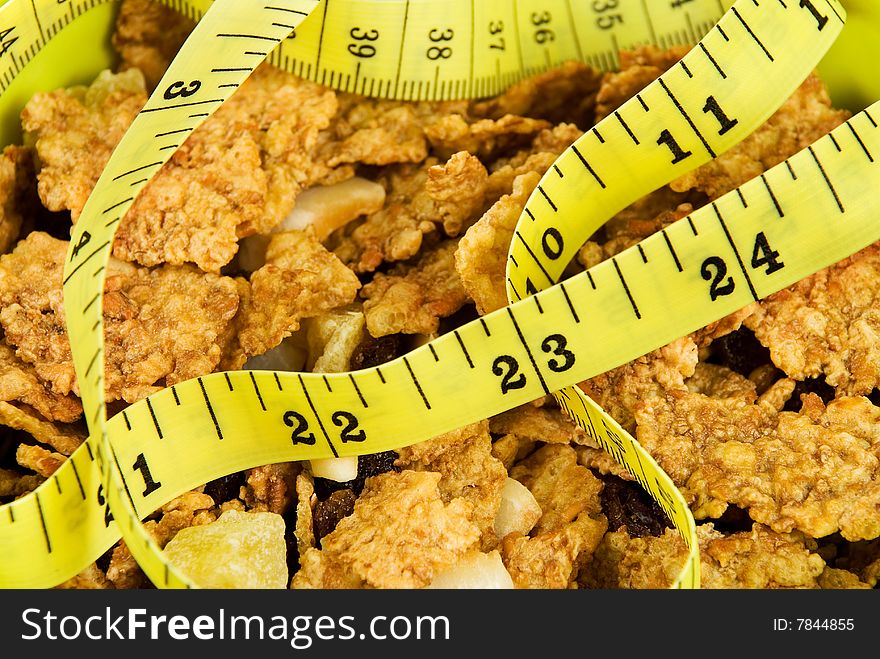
[0, 0, 868, 590]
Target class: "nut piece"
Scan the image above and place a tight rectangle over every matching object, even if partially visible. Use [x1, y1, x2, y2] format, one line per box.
[494, 477, 542, 539]
[163, 510, 287, 589]
[281, 176, 386, 240]
[311, 456, 359, 483]
[426, 550, 514, 589]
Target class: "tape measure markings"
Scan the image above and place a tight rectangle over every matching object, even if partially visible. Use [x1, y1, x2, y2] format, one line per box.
[508, 0, 844, 307]
[0, 0, 861, 588]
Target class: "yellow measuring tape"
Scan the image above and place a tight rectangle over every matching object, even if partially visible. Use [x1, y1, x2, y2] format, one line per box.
[0, 0, 865, 589]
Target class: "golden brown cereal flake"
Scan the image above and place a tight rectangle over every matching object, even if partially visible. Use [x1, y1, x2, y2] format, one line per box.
[472, 61, 602, 128]
[22, 68, 147, 218]
[242, 462, 299, 515]
[685, 362, 757, 403]
[0, 232, 242, 403]
[425, 114, 550, 161]
[112, 0, 194, 90]
[15, 443, 64, 477]
[0, 145, 34, 255]
[584, 524, 825, 589]
[635, 389, 880, 541]
[331, 151, 489, 272]
[225, 230, 360, 367]
[594, 46, 689, 122]
[501, 511, 607, 589]
[490, 403, 594, 446]
[361, 240, 469, 337]
[578, 335, 698, 434]
[0, 401, 84, 456]
[55, 563, 113, 590]
[0, 466, 43, 499]
[424, 152, 490, 236]
[833, 539, 880, 587]
[291, 471, 480, 589]
[455, 171, 540, 314]
[509, 444, 604, 535]
[294, 472, 317, 557]
[744, 244, 880, 396]
[24, 65, 349, 272]
[395, 420, 507, 548]
[0, 343, 82, 423]
[106, 490, 219, 589]
[817, 567, 872, 589]
[490, 433, 533, 472]
[327, 97, 428, 167]
[485, 124, 582, 199]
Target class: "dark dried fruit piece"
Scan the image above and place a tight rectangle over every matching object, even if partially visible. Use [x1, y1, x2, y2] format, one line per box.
[783, 376, 836, 412]
[706, 504, 753, 534]
[203, 471, 246, 505]
[599, 473, 672, 538]
[313, 489, 357, 542]
[312, 450, 400, 500]
[350, 334, 403, 370]
[708, 327, 772, 377]
[282, 508, 301, 578]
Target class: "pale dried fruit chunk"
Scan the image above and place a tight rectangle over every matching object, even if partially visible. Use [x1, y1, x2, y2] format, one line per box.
[279, 177, 386, 241]
[226, 230, 361, 367]
[242, 336, 307, 372]
[509, 444, 604, 534]
[494, 478, 542, 540]
[426, 551, 514, 589]
[163, 510, 288, 589]
[311, 456, 359, 483]
[304, 310, 365, 373]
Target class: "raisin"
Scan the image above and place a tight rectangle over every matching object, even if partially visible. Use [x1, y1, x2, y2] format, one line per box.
[437, 303, 479, 336]
[708, 327, 772, 377]
[282, 508, 301, 578]
[313, 450, 400, 500]
[350, 335, 402, 370]
[599, 474, 672, 538]
[203, 471, 246, 505]
[95, 547, 114, 574]
[313, 489, 357, 541]
[706, 505, 754, 534]
[783, 376, 836, 412]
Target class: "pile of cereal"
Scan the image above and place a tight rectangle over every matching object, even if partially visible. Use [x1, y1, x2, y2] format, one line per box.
[1, 0, 877, 589]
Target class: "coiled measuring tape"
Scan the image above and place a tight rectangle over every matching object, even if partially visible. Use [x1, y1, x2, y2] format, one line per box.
[0, 0, 865, 589]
